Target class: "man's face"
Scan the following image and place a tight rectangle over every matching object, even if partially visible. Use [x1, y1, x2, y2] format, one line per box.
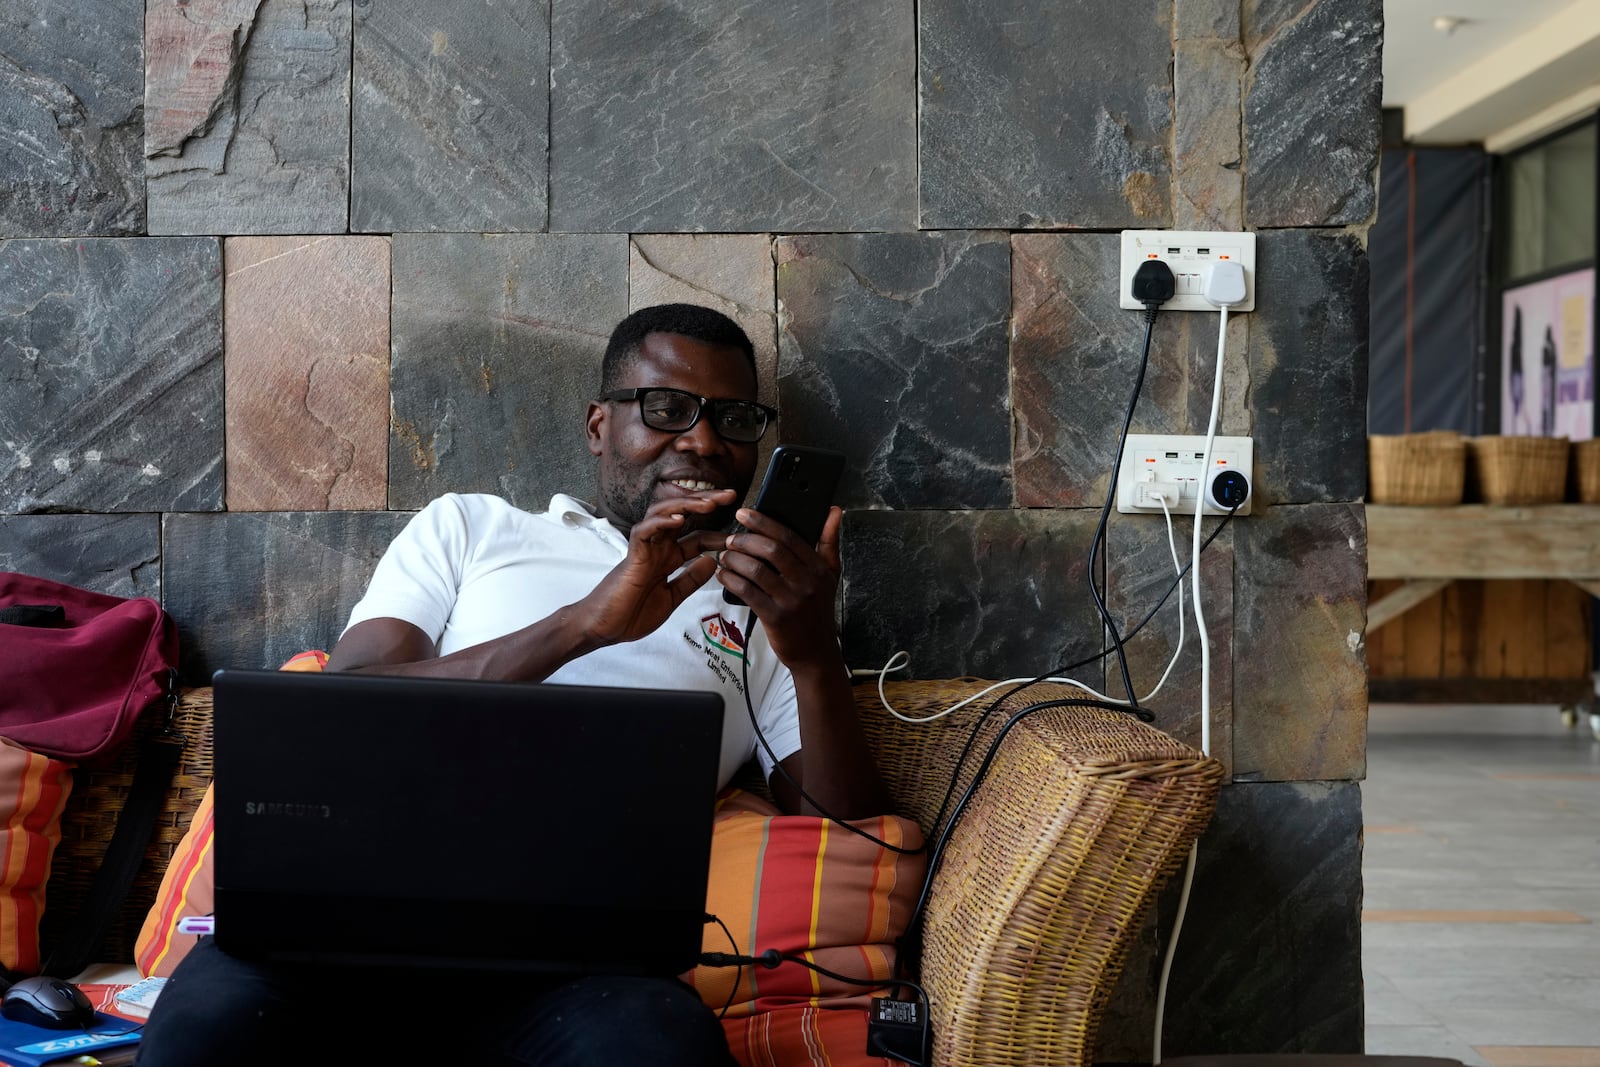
[586, 331, 761, 533]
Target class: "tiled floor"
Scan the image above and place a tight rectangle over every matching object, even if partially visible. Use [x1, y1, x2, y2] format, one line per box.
[1363, 700, 1600, 1065]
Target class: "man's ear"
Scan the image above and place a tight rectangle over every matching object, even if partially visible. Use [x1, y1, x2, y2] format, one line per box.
[585, 401, 606, 457]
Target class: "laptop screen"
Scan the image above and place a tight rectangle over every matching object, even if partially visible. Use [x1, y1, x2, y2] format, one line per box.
[209, 668, 724, 977]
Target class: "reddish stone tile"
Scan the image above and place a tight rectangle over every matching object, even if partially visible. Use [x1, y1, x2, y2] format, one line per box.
[224, 237, 390, 511]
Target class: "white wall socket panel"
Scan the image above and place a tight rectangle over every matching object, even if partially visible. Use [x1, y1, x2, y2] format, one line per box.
[1116, 434, 1254, 516]
[1119, 230, 1257, 313]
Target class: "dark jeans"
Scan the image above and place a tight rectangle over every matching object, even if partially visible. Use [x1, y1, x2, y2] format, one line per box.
[134, 937, 738, 1067]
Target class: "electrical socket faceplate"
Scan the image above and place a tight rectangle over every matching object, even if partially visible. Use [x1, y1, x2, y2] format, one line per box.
[1119, 230, 1257, 313]
[1116, 434, 1254, 516]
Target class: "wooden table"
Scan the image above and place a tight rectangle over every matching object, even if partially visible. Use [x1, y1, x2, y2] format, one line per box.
[1367, 504, 1600, 734]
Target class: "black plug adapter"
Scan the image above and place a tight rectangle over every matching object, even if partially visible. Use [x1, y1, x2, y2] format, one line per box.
[1131, 259, 1177, 320]
[866, 997, 930, 1066]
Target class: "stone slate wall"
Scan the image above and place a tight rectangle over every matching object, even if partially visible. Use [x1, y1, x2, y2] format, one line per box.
[0, 0, 1379, 1055]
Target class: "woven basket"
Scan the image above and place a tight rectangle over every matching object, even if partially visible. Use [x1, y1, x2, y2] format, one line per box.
[1466, 435, 1571, 505]
[1572, 439, 1600, 504]
[42, 689, 215, 966]
[1368, 431, 1466, 505]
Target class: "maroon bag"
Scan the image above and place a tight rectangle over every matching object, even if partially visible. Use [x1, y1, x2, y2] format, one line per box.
[0, 571, 179, 766]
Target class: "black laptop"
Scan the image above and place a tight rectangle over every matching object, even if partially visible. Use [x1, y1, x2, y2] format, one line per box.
[209, 668, 724, 977]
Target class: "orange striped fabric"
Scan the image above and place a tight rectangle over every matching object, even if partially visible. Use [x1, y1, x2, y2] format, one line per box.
[723, 998, 904, 1067]
[278, 649, 330, 672]
[0, 736, 73, 974]
[688, 790, 925, 1028]
[133, 784, 214, 976]
[134, 650, 327, 977]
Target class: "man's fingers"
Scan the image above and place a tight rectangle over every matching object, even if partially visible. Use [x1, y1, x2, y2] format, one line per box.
[632, 491, 738, 543]
[815, 507, 843, 571]
[665, 554, 717, 606]
[678, 529, 729, 556]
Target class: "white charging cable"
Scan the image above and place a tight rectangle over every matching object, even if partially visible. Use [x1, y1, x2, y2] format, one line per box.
[1152, 258, 1246, 1065]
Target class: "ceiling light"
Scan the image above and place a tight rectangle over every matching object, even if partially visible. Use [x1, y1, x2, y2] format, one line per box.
[1431, 15, 1468, 34]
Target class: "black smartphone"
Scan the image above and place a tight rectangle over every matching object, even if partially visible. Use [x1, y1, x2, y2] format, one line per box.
[723, 444, 846, 606]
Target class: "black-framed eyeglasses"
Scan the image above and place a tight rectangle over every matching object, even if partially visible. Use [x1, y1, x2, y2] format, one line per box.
[599, 388, 776, 443]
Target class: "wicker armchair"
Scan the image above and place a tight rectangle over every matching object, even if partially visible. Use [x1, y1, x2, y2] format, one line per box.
[857, 679, 1225, 1067]
[49, 678, 1223, 1067]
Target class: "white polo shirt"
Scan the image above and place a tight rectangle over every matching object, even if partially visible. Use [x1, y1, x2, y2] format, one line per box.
[342, 493, 802, 788]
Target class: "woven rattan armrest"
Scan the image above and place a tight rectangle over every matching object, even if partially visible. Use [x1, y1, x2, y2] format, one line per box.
[47, 687, 217, 966]
[856, 680, 1225, 1067]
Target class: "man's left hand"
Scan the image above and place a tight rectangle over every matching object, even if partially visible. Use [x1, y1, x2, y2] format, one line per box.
[715, 505, 843, 668]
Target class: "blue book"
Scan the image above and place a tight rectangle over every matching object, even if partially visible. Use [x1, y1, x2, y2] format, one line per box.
[0, 1011, 140, 1067]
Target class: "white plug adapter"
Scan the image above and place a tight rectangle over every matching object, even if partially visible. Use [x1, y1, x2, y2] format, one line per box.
[1203, 260, 1247, 308]
[1134, 481, 1181, 508]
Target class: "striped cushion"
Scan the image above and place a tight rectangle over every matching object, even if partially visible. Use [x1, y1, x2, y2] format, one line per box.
[725, 1003, 893, 1067]
[691, 790, 926, 1066]
[132, 649, 326, 976]
[0, 737, 73, 975]
[132, 783, 213, 976]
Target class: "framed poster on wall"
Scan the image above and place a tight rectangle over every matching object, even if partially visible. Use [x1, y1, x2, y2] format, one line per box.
[1500, 267, 1594, 440]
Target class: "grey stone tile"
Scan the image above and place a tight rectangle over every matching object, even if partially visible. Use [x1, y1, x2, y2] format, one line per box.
[1176, 0, 1239, 40]
[0, 0, 145, 236]
[145, 0, 351, 235]
[1098, 780, 1364, 1057]
[550, 0, 915, 232]
[0, 514, 160, 600]
[0, 237, 223, 513]
[161, 510, 415, 685]
[629, 235, 777, 410]
[1243, 0, 1382, 226]
[388, 233, 628, 512]
[1433, 1008, 1600, 1048]
[1250, 231, 1369, 504]
[1174, 38, 1245, 230]
[840, 509, 1104, 686]
[1012, 232, 1250, 509]
[776, 232, 1012, 510]
[1232, 503, 1367, 782]
[351, 0, 548, 233]
[1362, 970, 1440, 1028]
[1363, 925, 1600, 960]
[1363, 1025, 1486, 1066]
[919, 0, 1173, 228]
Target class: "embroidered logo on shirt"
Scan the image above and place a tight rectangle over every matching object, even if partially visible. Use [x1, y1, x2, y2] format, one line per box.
[701, 613, 748, 661]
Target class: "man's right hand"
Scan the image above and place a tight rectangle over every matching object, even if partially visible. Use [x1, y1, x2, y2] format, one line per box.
[574, 490, 735, 648]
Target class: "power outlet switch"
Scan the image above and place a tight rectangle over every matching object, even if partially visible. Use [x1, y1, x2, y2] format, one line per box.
[1116, 434, 1254, 517]
[1119, 230, 1257, 313]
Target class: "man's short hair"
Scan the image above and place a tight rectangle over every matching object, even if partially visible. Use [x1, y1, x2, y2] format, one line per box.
[600, 304, 757, 392]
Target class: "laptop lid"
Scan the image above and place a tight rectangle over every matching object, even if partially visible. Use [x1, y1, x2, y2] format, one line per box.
[209, 668, 724, 978]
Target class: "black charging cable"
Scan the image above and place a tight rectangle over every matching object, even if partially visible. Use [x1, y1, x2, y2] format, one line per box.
[737, 612, 923, 855]
[706, 912, 743, 1020]
[698, 948, 930, 1017]
[1087, 258, 1178, 711]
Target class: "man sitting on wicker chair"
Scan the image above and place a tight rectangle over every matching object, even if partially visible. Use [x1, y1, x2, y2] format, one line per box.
[135, 303, 889, 1067]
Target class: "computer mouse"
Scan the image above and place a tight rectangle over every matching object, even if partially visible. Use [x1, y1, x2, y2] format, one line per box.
[0, 975, 97, 1029]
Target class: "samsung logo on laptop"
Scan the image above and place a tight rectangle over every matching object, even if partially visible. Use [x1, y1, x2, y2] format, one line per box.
[244, 801, 332, 818]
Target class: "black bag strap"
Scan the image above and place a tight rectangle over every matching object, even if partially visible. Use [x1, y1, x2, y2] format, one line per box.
[39, 672, 186, 980]
[0, 604, 66, 627]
